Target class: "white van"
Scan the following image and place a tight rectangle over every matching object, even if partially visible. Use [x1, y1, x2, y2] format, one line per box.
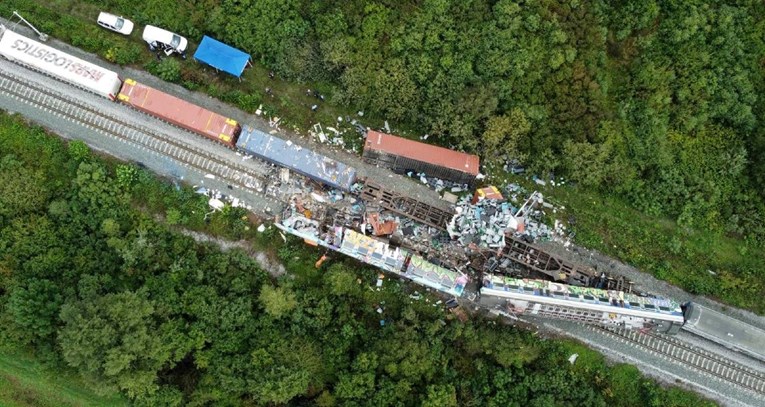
[142, 25, 188, 56]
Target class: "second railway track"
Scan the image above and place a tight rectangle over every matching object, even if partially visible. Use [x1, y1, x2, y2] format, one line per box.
[0, 67, 273, 195]
[593, 325, 765, 396]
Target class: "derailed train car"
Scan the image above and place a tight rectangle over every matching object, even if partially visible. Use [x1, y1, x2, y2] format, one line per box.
[237, 126, 357, 191]
[275, 213, 469, 297]
[0, 25, 122, 99]
[118, 79, 240, 147]
[480, 275, 685, 334]
[363, 130, 480, 186]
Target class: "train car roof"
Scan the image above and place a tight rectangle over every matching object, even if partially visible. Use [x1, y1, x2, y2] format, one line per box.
[237, 126, 356, 191]
[685, 304, 765, 361]
[364, 130, 480, 176]
[483, 275, 684, 315]
[0, 27, 122, 99]
[277, 216, 467, 297]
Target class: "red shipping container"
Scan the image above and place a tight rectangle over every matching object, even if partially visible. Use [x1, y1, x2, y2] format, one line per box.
[118, 79, 240, 147]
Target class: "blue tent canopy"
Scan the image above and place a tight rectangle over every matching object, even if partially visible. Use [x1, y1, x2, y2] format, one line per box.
[193, 36, 250, 78]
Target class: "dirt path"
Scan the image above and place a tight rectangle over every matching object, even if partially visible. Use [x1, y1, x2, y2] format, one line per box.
[178, 229, 286, 277]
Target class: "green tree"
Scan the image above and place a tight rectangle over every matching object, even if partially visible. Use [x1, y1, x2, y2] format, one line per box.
[258, 284, 298, 319]
[58, 290, 173, 398]
[6, 278, 63, 345]
[479, 109, 531, 165]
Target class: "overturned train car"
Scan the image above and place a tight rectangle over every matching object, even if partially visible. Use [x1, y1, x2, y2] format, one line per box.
[363, 130, 480, 186]
[276, 213, 468, 297]
[480, 275, 685, 334]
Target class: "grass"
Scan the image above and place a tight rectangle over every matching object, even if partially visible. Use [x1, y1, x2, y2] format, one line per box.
[0, 350, 128, 407]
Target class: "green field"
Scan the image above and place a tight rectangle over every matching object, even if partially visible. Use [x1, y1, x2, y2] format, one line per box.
[0, 350, 127, 407]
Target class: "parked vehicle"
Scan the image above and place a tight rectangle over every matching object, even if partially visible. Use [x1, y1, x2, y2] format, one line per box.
[96, 12, 134, 35]
[142, 25, 187, 57]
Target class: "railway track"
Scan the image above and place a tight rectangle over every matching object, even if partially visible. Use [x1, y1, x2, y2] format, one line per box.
[0, 67, 272, 194]
[593, 325, 765, 395]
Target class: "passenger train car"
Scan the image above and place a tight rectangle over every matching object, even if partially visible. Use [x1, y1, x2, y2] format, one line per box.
[480, 275, 685, 334]
[682, 303, 765, 362]
[276, 213, 468, 297]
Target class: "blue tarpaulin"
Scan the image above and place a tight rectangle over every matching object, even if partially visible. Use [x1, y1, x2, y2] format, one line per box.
[193, 36, 250, 78]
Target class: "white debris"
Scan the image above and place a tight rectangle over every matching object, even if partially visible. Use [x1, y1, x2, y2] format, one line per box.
[310, 192, 326, 203]
[476, 172, 486, 179]
[257, 224, 266, 233]
[255, 104, 263, 116]
[208, 198, 225, 210]
[357, 111, 364, 117]
[568, 353, 579, 365]
[384, 120, 390, 133]
[279, 232, 287, 242]
[204, 174, 215, 180]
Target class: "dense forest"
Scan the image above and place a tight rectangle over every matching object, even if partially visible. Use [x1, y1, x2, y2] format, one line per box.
[0, 114, 715, 405]
[58, 0, 765, 240]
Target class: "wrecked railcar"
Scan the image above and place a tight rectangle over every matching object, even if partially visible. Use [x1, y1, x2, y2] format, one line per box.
[362, 130, 480, 186]
[237, 126, 357, 191]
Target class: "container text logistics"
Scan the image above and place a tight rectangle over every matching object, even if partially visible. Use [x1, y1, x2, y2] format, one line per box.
[0, 26, 122, 99]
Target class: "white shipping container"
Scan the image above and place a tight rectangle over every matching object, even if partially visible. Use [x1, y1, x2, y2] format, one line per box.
[0, 27, 122, 99]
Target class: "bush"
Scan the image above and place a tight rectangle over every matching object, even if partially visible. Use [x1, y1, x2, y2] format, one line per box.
[146, 58, 182, 83]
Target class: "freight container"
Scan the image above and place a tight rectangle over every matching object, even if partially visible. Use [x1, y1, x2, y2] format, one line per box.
[362, 130, 479, 186]
[237, 126, 356, 191]
[117, 79, 240, 147]
[0, 27, 122, 99]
